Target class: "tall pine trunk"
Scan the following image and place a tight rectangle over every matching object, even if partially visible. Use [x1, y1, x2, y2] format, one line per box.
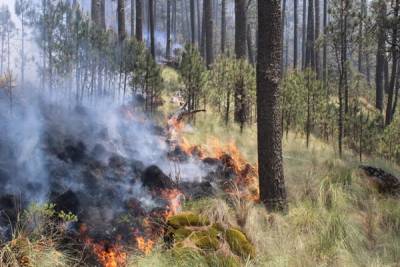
[385, 0, 399, 126]
[375, 0, 385, 111]
[149, 0, 155, 58]
[294, 0, 298, 69]
[221, 0, 226, 54]
[166, 0, 172, 59]
[131, 0, 135, 37]
[323, 0, 328, 91]
[136, 0, 143, 41]
[205, 0, 213, 67]
[305, 0, 315, 69]
[302, 0, 307, 69]
[257, 0, 287, 213]
[117, 0, 126, 42]
[234, 0, 247, 129]
[314, 0, 320, 78]
[190, 0, 196, 44]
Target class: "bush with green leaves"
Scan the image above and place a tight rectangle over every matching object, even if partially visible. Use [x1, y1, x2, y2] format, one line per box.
[207, 55, 255, 126]
[179, 44, 207, 112]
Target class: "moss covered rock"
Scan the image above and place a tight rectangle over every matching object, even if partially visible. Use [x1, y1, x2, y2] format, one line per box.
[190, 227, 220, 251]
[167, 212, 210, 228]
[225, 228, 256, 259]
[173, 227, 193, 242]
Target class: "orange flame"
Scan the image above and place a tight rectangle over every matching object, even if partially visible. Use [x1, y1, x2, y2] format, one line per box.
[84, 239, 127, 267]
[161, 189, 183, 218]
[80, 224, 127, 267]
[135, 237, 154, 255]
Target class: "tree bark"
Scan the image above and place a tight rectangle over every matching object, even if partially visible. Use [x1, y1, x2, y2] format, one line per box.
[385, 0, 399, 126]
[302, 0, 307, 69]
[247, 24, 254, 65]
[314, 0, 320, 78]
[221, 0, 226, 54]
[375, 0, 385, 111]
[91, 0, 101, 25]
[197, 0, 201, 45]
[281, 0, 287, 72]
[205, 0, 214, 67]
[100, 0, 105, 29]
[190, 0, 196, 44]
[149, 0, 155, 58]
[117, 0, 126, 42]
[136, 0, 143, 41]
[305, 0, 315, 69]
[234, 0, 247, 127]
[257, 0, 287, 212]
[131, 0, 135, 36]
[294, 0, 298, 69]
[323, 0, 328, 91]
[235, 0, 247, 59]
[166, 0, 172, 59]
[201, 0, 207, 58]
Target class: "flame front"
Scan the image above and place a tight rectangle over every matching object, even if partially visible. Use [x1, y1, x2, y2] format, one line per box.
[84, 239, 127, 267]
[135, 237, 154, 255]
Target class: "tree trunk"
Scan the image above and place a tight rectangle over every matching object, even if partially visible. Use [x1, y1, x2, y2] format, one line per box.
[281, 0, 287, 72]
[235, 0, 247, 59]
[91, 0, 101, 25]
[100, 0, 106, 29]
[293, 0, 298, 69]
[117, 0, 126, 42]
[234, 0, 247, 126]
[302, 0, 307, 69]
[247, 24, 254, 65]
[201, 0, 207, 58]
[323, 0, 328, 91]
[136, 0, 143, 41]
[305, 0, 315, 69]
[314, 0, 320, 78]
[358, 0, 365, 73]
[257, 0, 287, 212]
[205, 0, 214, 67]
[375, 0, 385, 111]
[166, 0, 172, 59]
[221, 0, 226, 54]
[131, 0, 135, 36]
[197, 0, 201, 45]
[149, 0, 155, 58]
[385, 0, 399, 126]
[190, 0, 196, 44]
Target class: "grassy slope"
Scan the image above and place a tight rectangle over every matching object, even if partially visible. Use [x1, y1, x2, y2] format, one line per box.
[129, 68, 400, 267]
[2, 67, 399, 267]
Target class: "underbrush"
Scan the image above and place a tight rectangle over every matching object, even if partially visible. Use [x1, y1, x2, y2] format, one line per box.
[129, 153, 400, 266]
[130, 92, 400, 266]
[0, 204, 79, 267]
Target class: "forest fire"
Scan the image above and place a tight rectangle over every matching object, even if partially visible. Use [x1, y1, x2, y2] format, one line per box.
[135, 237, 155, 255]
[167, 110, 259, 202]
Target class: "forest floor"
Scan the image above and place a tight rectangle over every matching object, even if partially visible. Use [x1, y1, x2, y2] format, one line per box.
[1, 67, 400, 267]
[128, 67, 400, 267]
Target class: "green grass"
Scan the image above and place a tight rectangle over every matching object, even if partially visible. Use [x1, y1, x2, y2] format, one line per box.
[4, 67, 400, 267]
[126, 67, 400, 267]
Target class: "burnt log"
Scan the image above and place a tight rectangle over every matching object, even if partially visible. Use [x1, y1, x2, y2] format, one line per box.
[141, 165, 175, 191]
[360, 165, 400, 195]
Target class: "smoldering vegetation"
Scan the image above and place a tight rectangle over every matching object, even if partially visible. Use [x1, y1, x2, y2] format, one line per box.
[0, 92, 221, 244]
